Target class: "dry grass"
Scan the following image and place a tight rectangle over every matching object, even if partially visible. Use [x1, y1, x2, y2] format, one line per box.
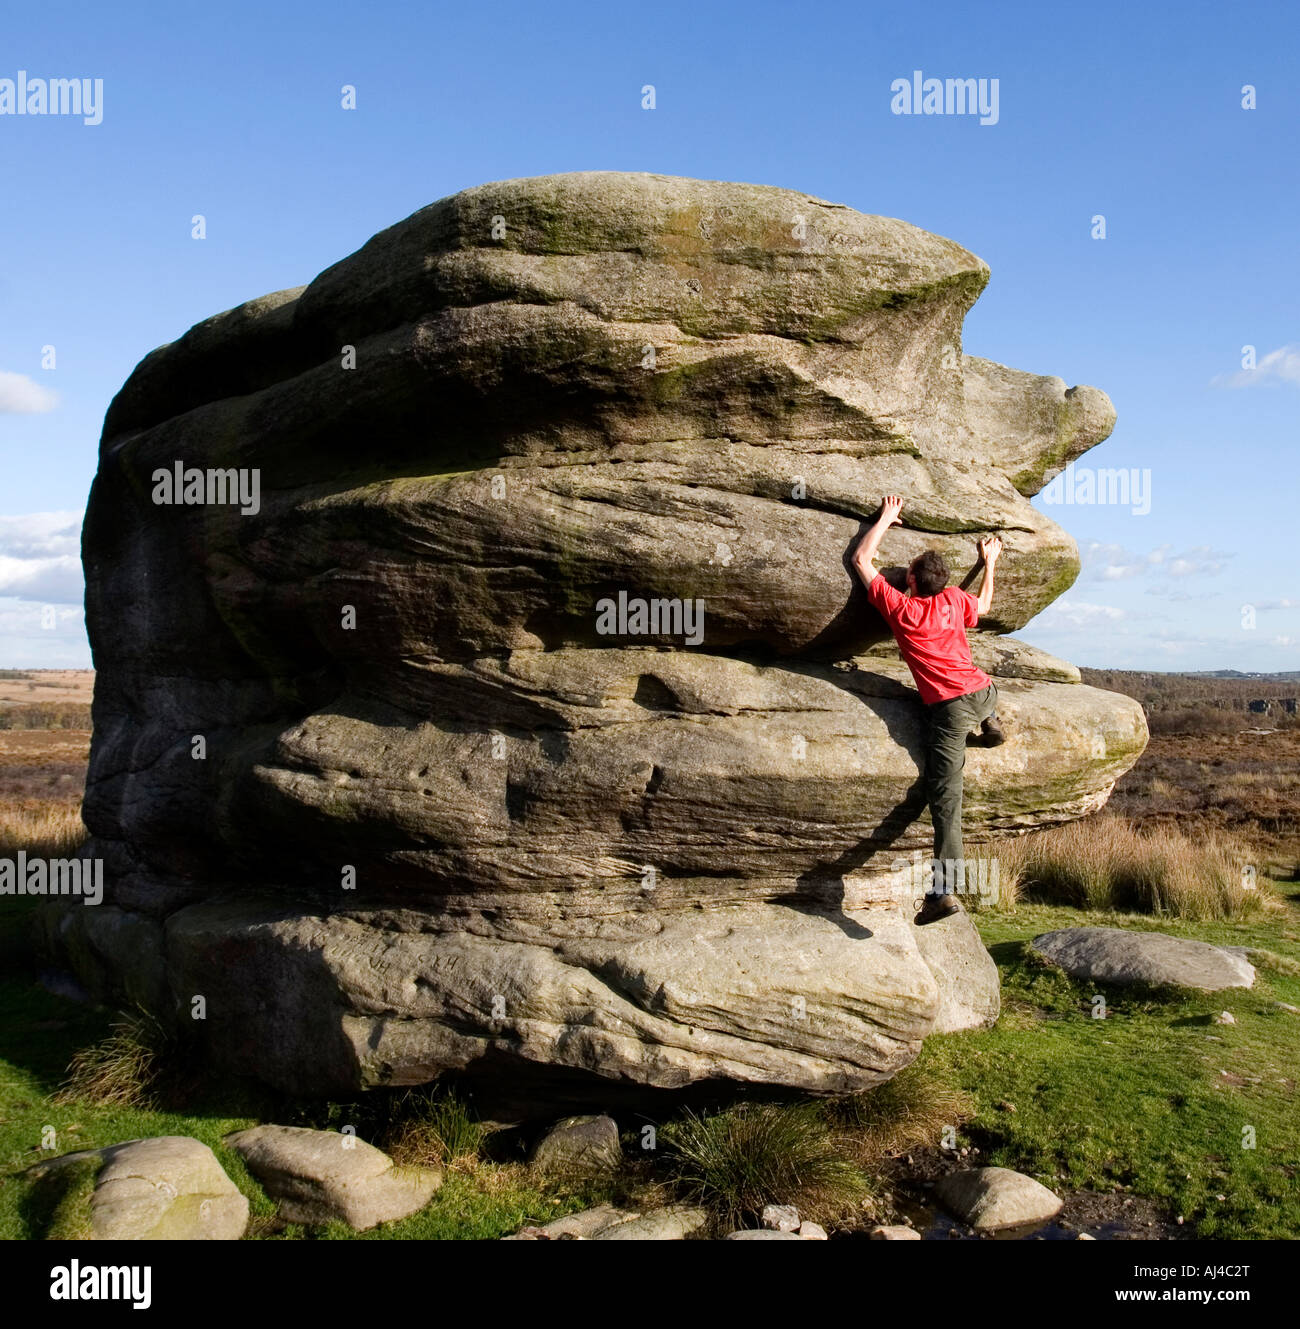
[979, 815, 1274, 920]
[660, 1102, 872, 1228]
[53, 1010, 174, 1109]
[0, 801, 86, 857]
[824, 1062, 973, 1167]
[384, 1090, 490, 1174]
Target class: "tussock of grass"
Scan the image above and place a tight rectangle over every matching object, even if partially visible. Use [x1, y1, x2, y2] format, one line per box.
[660, 1102, 870, 1228]
[977, 816, 1271, 920]
[0, 802, 86, 858]
[823, 1062, 973, 1166]
[384, 1089, 488, 1172]
[53, 1008, 174, 1109]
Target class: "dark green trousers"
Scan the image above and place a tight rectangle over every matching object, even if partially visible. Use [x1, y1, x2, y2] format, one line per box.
[924, 682, 998, 895]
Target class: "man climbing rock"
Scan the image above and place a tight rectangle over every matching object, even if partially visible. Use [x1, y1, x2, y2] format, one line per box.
[851, 494, 1005, 925]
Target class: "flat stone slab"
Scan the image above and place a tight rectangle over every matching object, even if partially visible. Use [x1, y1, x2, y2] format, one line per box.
[1030, 927, 1255, 991]
[591, 1207, 709, 1240]
[725, 1229, 805, 1240]
[225, 1125, 441, 1230]
[936, 1166, 1062, 1231]
[502, 1203, 638, 1240]
[23, 1136, 248, 1239]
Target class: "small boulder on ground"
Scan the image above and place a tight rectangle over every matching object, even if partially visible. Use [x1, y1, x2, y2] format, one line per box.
[869, 1224, 922, 1240]
[225, 1125, 440, 1230]
[23, 1136, 248, 1239]
[530, 1115, 622, 1174]
[761, 1203, 801, 1231]
[1030, 928, 1255, 991]
[936, 1167, 1062, 1232]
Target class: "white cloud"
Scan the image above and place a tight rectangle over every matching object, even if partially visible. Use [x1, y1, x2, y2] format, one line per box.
[1213, 343, 1300, 389]
[1082, 541, 1233, 584]
[1035, 599, 1127, 629]
[0, 370, 58, 413]
[0, 598, 89, 667]
[0, 511, 84, 603]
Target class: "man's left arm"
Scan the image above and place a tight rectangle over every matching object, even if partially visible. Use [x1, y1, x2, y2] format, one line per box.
[851, 494, 904, 587]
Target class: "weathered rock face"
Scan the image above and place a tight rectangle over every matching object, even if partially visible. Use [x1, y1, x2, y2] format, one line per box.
[66, 172, 1146, 1105]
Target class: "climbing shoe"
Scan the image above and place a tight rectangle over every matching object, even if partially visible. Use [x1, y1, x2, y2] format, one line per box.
[979, 715, 1006, 747]
[914, 893, 962, 926]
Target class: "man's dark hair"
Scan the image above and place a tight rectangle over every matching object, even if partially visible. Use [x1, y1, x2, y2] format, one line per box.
[908, 550, 949, 597]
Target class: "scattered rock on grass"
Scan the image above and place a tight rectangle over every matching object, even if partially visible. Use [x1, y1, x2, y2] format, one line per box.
[225, 1125, 440, 1230]
[761, 1203, 801, 1231]
[1029, 928, 1255, 991]
[24, 1136, 248, 1239]
[869, 1224, 922, 1240]
[935, 1167, 1063, 1232]
[530, 1114, 622, 1174]
[502, 1204, 638, 1240]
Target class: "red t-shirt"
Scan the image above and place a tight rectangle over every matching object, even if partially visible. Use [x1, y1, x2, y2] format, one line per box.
[866, 577, 992, 705]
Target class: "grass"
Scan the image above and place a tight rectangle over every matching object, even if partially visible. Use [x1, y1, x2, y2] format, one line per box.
[823, 1061, 973, 1166]
[377, 1089, 490, 1172]
[974, 816, 1274, 920]
[659, 1102, 872, 1230]
[917, 895, 1300, 1238]
[53, 1008, 177, 1109]
[0, 802, 85, 857]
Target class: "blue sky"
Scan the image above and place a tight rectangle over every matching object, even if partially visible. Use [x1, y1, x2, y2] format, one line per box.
[1, 0, 1296, 671]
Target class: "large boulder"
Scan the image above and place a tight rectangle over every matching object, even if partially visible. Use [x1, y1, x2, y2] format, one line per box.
[65, 172, 1146, 1104]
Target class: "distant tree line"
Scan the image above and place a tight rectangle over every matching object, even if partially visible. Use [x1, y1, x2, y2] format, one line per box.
[0, 702, 93, 730]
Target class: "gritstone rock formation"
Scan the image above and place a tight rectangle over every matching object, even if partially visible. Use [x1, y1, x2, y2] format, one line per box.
[57, 172, 1146, 1106]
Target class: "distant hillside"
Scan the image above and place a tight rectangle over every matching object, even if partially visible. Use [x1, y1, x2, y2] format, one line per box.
[0, 670, 95, 730]
[1081, 668, 1299, 734]
[1188, 670, 1300, 681]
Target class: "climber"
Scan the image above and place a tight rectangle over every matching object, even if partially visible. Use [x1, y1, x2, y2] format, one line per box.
[850, 494, 1006, 926]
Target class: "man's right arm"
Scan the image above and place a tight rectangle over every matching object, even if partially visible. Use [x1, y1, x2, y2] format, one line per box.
[851, 494, 904, 588]
[975, 536, 1002, 617]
